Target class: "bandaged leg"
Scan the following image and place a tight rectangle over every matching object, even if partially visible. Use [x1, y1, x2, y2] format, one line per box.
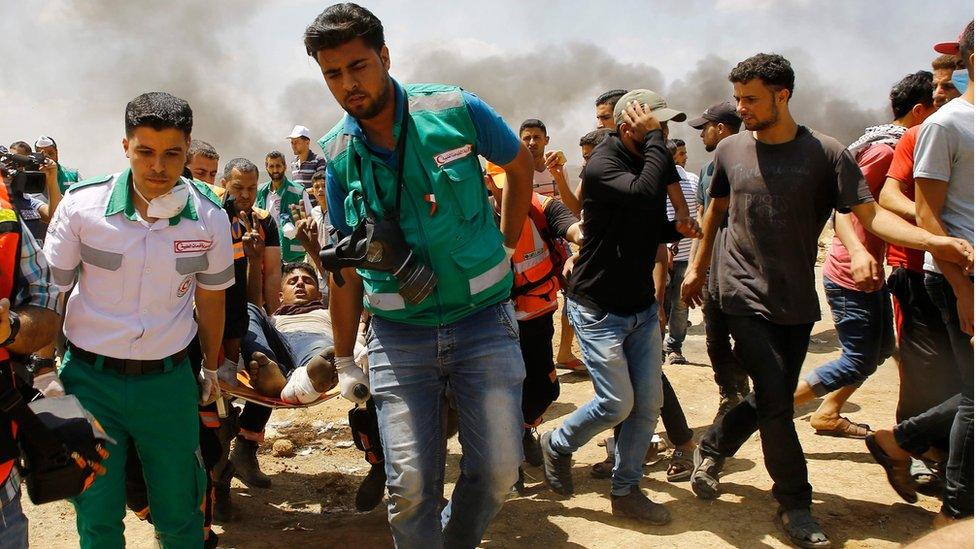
[281, 366, 322, 404]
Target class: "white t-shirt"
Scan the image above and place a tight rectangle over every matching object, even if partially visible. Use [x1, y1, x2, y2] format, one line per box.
[914, 97, 974, 273]
[271, 309, 366, 368]
[532, 168, 558, 197]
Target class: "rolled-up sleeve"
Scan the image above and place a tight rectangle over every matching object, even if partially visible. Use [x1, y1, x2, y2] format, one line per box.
[42, 197, 81, 290]
[196, 208, 235, 290]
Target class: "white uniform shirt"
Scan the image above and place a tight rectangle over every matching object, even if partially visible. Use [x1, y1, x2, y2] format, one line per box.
[44, 170, 235, 360]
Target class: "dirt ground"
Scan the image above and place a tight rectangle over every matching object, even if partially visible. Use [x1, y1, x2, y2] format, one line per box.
[25, 266, 957, 548]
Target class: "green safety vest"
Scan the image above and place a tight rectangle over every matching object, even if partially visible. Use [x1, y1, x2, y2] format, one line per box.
[256, 177, 307, 263]
[57, 164, 80, 195]
[319, 83, 511, 326]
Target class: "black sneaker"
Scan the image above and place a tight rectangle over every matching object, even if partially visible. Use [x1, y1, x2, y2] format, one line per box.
[213, 481, 239, 523]
[690, 446, 724, 500]
[355, 462, 387, 512]
[540, 431, 574, 495]
[523, 428, 543, 467]
[611, 489, 671, 525]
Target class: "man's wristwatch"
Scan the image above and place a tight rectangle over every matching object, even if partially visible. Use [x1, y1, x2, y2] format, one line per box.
[0, 311, 20, 348]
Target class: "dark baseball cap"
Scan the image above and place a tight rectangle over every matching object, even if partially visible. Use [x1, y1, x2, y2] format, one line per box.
[687, 102, 740, 129]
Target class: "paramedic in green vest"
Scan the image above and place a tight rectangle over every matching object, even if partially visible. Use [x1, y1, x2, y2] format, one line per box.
[304, 4, 534, 548]
[34, 135, 80, 195]
[256, 150, 314, 263]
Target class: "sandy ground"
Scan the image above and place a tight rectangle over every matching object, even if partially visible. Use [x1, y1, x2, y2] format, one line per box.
[25, 266, 956, 548]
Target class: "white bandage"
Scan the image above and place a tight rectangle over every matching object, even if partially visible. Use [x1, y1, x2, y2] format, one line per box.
[280, 366, 321, 404]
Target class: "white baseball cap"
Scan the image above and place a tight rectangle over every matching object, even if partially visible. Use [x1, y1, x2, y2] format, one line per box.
[34, 135, 57, 149]
[286, 125, 311, 140]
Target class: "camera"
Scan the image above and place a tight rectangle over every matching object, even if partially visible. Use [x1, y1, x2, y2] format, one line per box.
[0, 152, 47, 195]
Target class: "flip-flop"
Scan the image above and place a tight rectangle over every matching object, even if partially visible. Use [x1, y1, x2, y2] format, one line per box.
[812, 416, 872, 439]
[865, 434, 918, 503]
[556, 358, 586, 372]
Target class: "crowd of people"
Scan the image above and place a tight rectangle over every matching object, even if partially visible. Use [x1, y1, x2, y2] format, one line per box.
[0, 3, 972, 548]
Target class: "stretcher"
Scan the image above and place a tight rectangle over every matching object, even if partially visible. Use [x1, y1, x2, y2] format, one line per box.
[218, 371, 339, 409]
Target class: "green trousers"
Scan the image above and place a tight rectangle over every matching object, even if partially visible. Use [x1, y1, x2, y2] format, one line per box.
[60, 348, 205, 549]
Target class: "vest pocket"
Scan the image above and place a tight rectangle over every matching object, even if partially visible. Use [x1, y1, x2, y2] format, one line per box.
[451, 228, 508, 298]
[437, 161, 485, 221]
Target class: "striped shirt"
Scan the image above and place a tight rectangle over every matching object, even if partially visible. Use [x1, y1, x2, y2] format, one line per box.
[17, 218, 60, 312]
[291, 151, 326, 190]
[665, 166, 699, 262]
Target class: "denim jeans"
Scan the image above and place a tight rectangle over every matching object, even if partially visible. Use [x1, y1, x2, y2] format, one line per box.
[924, 272, 973, 518]
[551, 298, 664, 496]
[665, 261, 689, 352]
[367, 301, 525, 549]
[805, 277, 895, 395]
[699, 313, 814, 510]
[0, 472, 27, 549]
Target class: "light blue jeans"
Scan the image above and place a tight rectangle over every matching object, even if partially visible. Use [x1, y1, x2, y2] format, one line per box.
[550, 298, 664, 496]
[0, 471, 27, 549]
[367, 301, 525, 549]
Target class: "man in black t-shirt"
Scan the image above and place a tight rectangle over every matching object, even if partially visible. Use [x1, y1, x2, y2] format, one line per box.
[681, 53, 973, 548]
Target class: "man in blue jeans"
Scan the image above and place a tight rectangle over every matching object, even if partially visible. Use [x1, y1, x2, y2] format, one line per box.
[304, 4, 534, 547]
[540, 89, 699, 525]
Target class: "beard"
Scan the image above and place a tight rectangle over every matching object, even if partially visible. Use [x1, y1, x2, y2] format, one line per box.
[743, 101, 779, 131]
[343, 80, 391, 121]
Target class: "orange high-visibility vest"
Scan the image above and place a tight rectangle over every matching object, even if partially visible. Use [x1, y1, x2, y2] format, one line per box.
[0, 182, 24, 483]
[511, 193, 561, 321]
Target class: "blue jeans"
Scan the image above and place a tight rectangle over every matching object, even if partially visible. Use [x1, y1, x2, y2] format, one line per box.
[805, 277, 894, 395]
[665, 261, 689, 352]
[551, 298, 664, 496]
[0, 472, 27, 549]
[367, 301, 525, 549]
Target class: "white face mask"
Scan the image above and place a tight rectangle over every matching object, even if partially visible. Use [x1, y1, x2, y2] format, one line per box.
[132, 182, 189, 219]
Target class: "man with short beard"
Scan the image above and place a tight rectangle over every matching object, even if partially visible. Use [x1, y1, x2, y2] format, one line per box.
[185, 139, 220, 185]
[682, 53, 973, 548]
[687, 101, 749, 419]
[932, 53, 964, 108]
[305, 4, 534, 547]
[256, 150, 314, 263]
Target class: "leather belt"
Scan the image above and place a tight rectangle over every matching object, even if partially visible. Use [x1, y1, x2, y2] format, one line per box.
[67, 342, 189, 376]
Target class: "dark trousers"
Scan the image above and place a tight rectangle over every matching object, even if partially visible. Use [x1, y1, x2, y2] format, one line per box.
[894, 394, 960, 455]
[924, 272, 973, 518]
[517, 312, 560, 427]
[703, 289, 749, 399]
[888, 267, 959, 420]
[700, 313, 814, 510]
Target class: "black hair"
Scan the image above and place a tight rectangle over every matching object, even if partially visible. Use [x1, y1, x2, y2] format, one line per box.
[282, 262, 318, 280]
[8, 141, 31, 155]
[519, 119, 547, 136]
[595, 89, 628, 107]
[729, 53, 795, 99]
[186, 140, 218, 164]
[266, 150, 287, 162]
[311, 168, 326, 181]
[961, 20, 974, 77]
[579, 128, 612, 147]
[124, 92, 193, 138]
[304, 2, 385, 57]
[666, 139, 686, 155]
[890, 71, 934, 119]
[222, 157, 259, 180]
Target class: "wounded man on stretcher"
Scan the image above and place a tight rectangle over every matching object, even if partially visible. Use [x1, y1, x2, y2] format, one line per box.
[233, 262, 366, 404]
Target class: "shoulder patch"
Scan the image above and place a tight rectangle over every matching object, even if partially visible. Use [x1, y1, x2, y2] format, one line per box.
[67, 173, 113, 193]
[188, 178, 223, 207]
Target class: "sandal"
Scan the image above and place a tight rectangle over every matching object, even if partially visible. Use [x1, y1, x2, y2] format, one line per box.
[777, 508, 831, 548]
[865, 434, 917, 503]
[666, 447, 693, 482]
[812, 416, 871, 439]
[556, 358, 586, 372]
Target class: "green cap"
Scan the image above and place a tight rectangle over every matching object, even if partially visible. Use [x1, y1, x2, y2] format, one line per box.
[613, 89, 686, 127]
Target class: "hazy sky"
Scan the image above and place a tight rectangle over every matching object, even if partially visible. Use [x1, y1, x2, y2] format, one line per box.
[1, 0, 970, 178]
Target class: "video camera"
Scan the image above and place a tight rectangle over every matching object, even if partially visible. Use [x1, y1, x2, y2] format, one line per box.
[0, 152, 48, 195]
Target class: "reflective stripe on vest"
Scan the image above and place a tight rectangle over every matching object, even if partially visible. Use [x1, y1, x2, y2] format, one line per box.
[469, 256, 510, 296]
[511, 193, 560, 320]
